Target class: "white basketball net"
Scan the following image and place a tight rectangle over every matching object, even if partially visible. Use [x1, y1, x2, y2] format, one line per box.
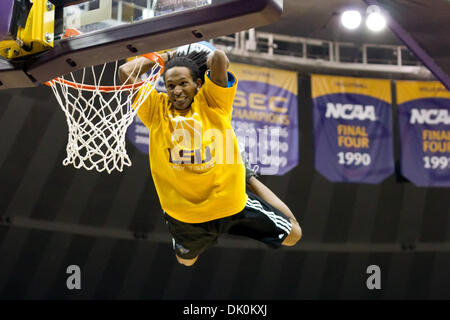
[47, 59, 162, 173]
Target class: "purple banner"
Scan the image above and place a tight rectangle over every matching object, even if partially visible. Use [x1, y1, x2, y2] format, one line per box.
[312, 75, 394, 183]
[0, 0, 14, 41]
[231, 63, 299, 176]
[397, 81, 450, 187]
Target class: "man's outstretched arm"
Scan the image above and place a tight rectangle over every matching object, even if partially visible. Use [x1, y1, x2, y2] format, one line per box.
[206, 49, 230, 87]
[118, 51, 173, 84]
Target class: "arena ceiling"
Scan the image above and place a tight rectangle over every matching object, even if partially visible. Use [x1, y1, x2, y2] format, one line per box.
[258, 0, 401, 45]
[258, 0, 450, 86]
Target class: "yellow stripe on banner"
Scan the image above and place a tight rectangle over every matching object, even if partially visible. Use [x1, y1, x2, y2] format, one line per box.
[311, 74, 391, 103]
[396, 80, 450, 105]
[230, 63, 298, 95]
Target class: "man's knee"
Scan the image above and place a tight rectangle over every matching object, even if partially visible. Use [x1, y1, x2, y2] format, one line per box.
[282, 221, 302, 246]
[176, 255, 198, 267]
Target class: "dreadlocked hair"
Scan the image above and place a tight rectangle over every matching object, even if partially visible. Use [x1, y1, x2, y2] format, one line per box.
[163, 50, 210, 84]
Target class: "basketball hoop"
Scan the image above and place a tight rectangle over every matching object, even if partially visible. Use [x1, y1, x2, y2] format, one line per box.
[46, 50, 164, 174]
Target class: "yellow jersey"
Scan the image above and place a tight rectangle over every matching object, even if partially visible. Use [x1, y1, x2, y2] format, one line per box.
[133, 71, 247, 223]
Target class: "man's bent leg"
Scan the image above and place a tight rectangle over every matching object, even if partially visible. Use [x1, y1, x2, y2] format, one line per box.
[176, 255, 199, 267]
[171, 237, 203, 266]
[165, 213, 217, 266]
[247, 176, 302, 246]
[281, 221, 302, 246]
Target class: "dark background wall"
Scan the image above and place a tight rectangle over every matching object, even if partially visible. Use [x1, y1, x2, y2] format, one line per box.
[0, 73, 449, 300]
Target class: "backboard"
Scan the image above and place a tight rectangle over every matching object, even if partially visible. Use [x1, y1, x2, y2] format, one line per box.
[56, 0, 213, 39]
[0, 0, 283, 90]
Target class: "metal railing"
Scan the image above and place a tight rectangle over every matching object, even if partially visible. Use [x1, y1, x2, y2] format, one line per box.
[211, 29, 432, 78]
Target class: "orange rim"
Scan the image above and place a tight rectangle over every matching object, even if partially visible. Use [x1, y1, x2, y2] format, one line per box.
[45, 73, 160, 92]
[142, 52, 165, 69]
[45, 52, 164, 92]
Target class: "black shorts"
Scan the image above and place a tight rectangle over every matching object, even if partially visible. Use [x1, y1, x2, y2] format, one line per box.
[164, 191, 293, 259]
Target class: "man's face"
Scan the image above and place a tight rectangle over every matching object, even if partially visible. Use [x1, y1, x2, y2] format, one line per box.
[165, 67, 201, 110]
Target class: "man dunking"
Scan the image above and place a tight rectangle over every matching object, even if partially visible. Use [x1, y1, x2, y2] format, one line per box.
[119, 48, 301, 266]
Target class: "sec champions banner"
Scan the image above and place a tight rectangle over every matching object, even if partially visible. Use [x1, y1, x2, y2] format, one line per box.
[397, 81, 450, 187]
[230, 63, 299, 175]
[311, 75, 394, 183]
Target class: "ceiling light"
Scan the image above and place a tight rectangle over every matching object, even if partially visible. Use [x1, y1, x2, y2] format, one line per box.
[366, 5, 386, 32]
[340, 10, 362, 30]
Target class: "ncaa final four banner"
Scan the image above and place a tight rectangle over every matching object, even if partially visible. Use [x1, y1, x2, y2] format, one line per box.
[311, 75, 394, 183]
[230, 63, 299, 175]
[396, 81, 450, 187]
